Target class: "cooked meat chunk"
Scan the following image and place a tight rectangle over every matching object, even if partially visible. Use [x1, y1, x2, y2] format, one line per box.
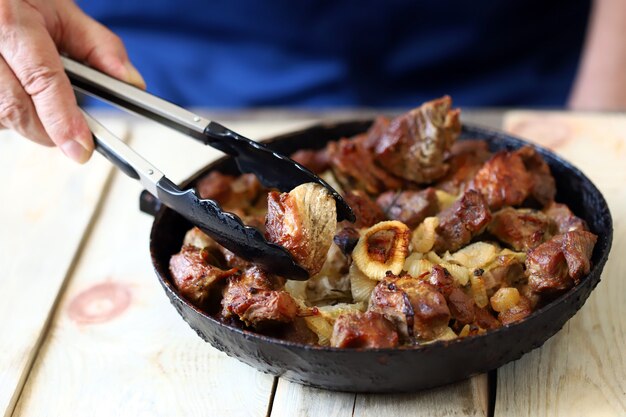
[330, 311, 400, 348]
[369, 273, 450, 341]
[343, 190, 386, 228]
[433, 190, 492, 253]
[327, 134, 403, 195]
[333, 226, 361, 256]
[447, 288, 476, 325]
[360, 116, 392, 151]
[471, 146, 556, 210]
[426, 265, 475, 325]
[376, 188, 439, 228]
[266, 183, 337, 276]
[183, 227, 250, 270]
[471, 149, 533, 210]
[526, 230, 597, 293]
[221, 266, 298, 327]
[517, 146, 556, 206]
[374, 96, 461, 183]
[436, 140, 492, 194]
[498, 295, 532, 325]
[425, 264, 455, 297]
[488, 207, 553, 251]
[196, 172, 261, 209]
[170, 246, 236, 307]
[543, 201, 588, 234]
[473, 306, 502, 330]
[290, 148, 330, 174]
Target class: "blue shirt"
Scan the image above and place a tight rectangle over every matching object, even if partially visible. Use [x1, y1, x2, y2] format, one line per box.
[78, 0, 590, 108]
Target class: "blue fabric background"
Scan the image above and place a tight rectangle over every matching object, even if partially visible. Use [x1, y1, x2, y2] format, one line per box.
[78, 0, 591, 108]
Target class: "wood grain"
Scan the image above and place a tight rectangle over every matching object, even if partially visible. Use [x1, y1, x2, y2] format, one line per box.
[271, 381, 356, 417]
[0, 123, 122, 417]
[495, 112, 626, 417]
[353, 375, 488, 417]
[11, 120, 315, 417]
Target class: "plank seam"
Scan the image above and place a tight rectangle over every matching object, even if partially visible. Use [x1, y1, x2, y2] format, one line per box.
[266, 377, 279, 417]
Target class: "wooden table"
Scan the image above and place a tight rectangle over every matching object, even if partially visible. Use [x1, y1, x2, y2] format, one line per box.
[1, 110, 624, 417]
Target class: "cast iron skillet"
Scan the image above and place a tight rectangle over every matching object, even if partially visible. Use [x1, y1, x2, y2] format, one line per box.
[144, 121, 612, 392]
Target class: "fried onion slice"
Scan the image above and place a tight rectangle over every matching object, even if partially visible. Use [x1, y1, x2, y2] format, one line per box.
[352, 220, 410, 280]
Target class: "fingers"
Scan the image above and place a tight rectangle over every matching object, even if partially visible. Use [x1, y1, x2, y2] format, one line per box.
[0, 6, 93, 163]
[59, 2, 145, 89]
[0, 55, 53, 146]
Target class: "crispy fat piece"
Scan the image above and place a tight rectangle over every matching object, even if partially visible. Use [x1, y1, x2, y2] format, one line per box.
[374, 96, 461, 183]
[265, 183, 337, 276]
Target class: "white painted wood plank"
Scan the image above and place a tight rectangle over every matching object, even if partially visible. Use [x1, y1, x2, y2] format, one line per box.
[494, 112, 626, 417]
[271, 381, 356, 417]
[12, 120, 316, 417]
[0, 122, 123, 417]
[352, 375, 488, 417]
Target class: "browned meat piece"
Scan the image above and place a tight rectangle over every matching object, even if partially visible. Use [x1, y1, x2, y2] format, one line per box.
[369, 273, 450, 341]
[360, 116, 392, 151]
[374, 96, 461, 183]
[473, 306, 502, 330]
[376, 188, 439, 228]
[433, 190, 492, 253]
[343, 190, 386, 228]
[543, 201, 588, 234]
[517, 146, 556, 206]
[290, 148, 330, 174]
[498, 295, 532, 325]
[196, 172, 261, 209]
[170, 246, 236, 307]
[447, 288, 476, 325]
[560, 230, 597, 281]
[333, 226, 361, 256]
[330, 311, 400, 348]
[327, 134, 403, 195]
[425, 264, 456, 296]
[488, 207, 553, 251]
[471, 146, 556, 210]
[526, 230, 597, 293]
[426, 265, 475, 325]
[221, 266, 298, 327]
[436, 140, 492, 194]
[471, 149, 533, 210]
[265, 183, 336, 276]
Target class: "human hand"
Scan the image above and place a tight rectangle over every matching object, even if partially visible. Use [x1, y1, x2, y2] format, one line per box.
[0, 0, 145, 163]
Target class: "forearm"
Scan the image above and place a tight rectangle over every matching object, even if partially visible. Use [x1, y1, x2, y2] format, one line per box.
[568, 0, 626, 111]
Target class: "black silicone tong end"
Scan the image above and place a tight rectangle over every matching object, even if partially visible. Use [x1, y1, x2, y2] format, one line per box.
[155, 178, 309, 279]
[203, 122, 355, 223]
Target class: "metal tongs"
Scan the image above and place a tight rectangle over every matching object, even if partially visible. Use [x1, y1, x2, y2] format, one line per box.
[63, 57, 354, 279]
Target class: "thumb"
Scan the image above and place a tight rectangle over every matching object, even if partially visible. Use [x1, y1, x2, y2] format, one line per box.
[58, 4, 146, 89]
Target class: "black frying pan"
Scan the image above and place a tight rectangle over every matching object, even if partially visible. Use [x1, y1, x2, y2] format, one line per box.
[143, 121, 612, 392]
